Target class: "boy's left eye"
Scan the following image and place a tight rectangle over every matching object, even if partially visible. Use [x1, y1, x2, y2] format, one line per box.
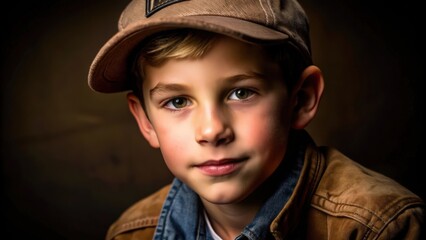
[164, 97, 191, 110]
[228, 88, 254, 100]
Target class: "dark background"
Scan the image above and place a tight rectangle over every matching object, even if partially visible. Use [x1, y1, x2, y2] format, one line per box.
[1, 0, 424, 239]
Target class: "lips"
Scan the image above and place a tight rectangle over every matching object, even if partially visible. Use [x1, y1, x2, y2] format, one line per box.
[194, 158, 246, 176]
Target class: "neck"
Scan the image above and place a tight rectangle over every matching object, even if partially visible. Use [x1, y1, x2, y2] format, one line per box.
[201, 198, 259, 240]
[201, 175, 280, 239]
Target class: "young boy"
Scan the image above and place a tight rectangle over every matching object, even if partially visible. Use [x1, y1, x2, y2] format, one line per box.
[88, 0, 425, 239]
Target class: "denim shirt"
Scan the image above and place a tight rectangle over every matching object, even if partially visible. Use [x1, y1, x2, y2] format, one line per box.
[153, 145, 304, 240]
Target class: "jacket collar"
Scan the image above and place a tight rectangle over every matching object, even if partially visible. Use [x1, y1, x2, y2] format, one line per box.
[269, 130, 326, 238]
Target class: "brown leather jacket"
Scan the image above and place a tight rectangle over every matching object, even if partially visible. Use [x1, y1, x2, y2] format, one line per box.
[106, 145, 425, 239]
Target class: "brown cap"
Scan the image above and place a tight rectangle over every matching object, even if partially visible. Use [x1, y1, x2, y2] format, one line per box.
[88, 0, 312, 93]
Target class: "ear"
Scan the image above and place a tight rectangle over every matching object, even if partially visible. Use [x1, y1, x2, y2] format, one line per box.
[127, 93, 160, 148]
[291, 65, 324, 129]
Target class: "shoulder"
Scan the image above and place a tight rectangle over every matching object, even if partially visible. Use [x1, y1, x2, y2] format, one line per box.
[106, 184, 171, 240]
[309, 147, 425, 238]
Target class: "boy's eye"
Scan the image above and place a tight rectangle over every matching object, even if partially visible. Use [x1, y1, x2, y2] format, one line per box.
[228, 88, 254, 100]
[164, 97, 191, 109]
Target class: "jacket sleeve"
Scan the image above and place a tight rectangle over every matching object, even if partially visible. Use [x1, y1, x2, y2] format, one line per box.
[377, 205, 425, 240]
[106, 184, 171, 240]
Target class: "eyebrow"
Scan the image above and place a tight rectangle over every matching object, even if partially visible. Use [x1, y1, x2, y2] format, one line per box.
[149, 72, 266, 98]
[225, 72, 266, 83]
[149, 83, 190, 98]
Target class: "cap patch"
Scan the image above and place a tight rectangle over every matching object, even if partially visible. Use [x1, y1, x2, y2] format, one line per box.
[146, 0, 187, 17]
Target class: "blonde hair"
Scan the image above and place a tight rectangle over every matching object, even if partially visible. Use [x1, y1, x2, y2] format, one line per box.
[139, 29, 217, 67]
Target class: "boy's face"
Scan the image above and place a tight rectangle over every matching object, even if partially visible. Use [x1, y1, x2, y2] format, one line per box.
[136, 36, 297, 204]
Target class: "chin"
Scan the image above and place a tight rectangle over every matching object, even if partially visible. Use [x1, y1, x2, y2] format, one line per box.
[204, 195, 239, 205]
[201, 188, 251, 205]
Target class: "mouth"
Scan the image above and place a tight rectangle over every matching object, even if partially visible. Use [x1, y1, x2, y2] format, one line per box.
[194, 158, 247, 177]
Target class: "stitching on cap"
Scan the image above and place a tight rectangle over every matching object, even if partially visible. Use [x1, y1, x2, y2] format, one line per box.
[265, 0, 276, 25]
[258, 0, 270, 25]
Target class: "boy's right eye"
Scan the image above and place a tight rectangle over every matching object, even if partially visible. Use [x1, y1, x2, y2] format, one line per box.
[164, 97, 191, 110]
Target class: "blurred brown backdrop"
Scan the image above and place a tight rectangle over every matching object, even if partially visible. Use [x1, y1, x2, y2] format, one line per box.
[1, 0, 425, 239]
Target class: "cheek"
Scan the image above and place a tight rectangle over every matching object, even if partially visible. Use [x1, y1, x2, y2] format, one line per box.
[238, 102, 291, 149]
[153, 121, 192, 172]
[242, 120, 287, 157]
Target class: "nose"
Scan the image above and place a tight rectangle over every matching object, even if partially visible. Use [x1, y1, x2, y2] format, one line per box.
[195, 105, 234, 146]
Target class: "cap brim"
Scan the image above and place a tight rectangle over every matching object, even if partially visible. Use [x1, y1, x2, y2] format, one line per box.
[88, 15, 290, 93]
